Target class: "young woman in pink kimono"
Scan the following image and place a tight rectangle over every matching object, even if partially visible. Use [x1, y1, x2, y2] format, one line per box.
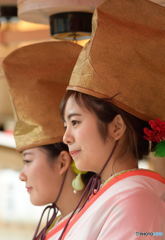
[59, 0, 165, 239]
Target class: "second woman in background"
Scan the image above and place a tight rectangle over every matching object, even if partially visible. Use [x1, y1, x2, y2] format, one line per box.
[3, 41, 93, 240]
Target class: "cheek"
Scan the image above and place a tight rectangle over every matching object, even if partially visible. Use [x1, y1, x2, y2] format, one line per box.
[41, 173, 62, 203]
[77, 123, 95, 143]
[39, 167, 60, 192]
[26, 165, 36, 180]
[33, 172, 57, 201]
[81, 125, 103, 148]
[39, 169, 55, 186]
[31, 165, 51, 188]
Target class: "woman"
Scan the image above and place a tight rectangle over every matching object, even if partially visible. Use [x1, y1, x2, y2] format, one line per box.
[20, 143, 93, 240]
[60, 0, 165, 239]
[3, 40, 93, 240]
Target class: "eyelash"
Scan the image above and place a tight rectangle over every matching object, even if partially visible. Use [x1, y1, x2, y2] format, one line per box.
[64, 120, 81, 129]
[71, 120, 80, 126]
[23, 160, 32, 164]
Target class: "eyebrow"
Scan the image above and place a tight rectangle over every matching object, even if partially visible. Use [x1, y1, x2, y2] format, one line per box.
[23, 152, 34, 157]
[65, 113, 82, 121]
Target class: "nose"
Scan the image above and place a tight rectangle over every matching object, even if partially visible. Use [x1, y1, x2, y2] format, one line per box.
[19, 171, 27, 182]
[63, 127, 74, 145]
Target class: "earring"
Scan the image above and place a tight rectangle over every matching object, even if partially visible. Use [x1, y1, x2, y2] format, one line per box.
[71, 162, 87, 194]
[72, 173, 85, 194]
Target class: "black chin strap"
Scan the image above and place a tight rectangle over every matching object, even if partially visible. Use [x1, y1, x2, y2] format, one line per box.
[32, 171, 68, 240]
[58, 140, 119, 240]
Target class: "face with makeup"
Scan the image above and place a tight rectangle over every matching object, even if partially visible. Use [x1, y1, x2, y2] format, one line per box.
[63, 96, 116, 173]
[19, 147, 67, 206]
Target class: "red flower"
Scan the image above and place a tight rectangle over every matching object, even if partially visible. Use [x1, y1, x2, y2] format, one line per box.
[144, 119, 165, 143]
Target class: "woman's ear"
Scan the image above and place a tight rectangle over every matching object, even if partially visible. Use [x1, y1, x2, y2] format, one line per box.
[108, 114, 126, 141]
[58, 151, 72, 175]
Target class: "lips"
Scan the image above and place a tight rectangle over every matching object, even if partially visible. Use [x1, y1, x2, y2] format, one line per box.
[26, 186, 32, 193]
[69, 150, 81, 157]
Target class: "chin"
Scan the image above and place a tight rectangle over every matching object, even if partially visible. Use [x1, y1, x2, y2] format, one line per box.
[75, 160, 89, 172]
[30, 197, 50, 206]
[31, 200, 44, 206]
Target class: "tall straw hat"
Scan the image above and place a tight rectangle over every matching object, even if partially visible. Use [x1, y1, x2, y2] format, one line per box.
[68, 0, 165, 121]
[3, 41, 82, 151]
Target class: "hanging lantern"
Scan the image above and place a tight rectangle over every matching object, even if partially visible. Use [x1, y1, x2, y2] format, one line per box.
[49, 12, 92, 40]
[17, 0, 104, 41]
[0, 5, 17, 21]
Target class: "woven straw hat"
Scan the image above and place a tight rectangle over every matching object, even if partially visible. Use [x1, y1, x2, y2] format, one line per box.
[3, 41, 82, 151]
[68, 0, 165, 121]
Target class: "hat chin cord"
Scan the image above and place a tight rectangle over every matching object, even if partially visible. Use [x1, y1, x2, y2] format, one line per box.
[58, 140, 119, 240]
[32, 170, 68, 240]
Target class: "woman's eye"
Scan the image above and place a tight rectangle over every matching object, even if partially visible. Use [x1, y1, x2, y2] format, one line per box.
[23, 160, 32, 164]
[71, 120, 80, 126]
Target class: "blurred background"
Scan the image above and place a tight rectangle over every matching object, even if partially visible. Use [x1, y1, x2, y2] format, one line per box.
[0, 0, 165, 239]
[0, 1, 51, 239]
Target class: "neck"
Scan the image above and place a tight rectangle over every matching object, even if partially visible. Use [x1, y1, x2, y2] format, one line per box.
[56, 169, 84, 217]
[100, 141, 138, 182]
[101, 155, 138, 182]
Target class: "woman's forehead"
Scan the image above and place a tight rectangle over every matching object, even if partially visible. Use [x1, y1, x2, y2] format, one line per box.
[22, 147, 46, 156]
[64, 96, 90, 120]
